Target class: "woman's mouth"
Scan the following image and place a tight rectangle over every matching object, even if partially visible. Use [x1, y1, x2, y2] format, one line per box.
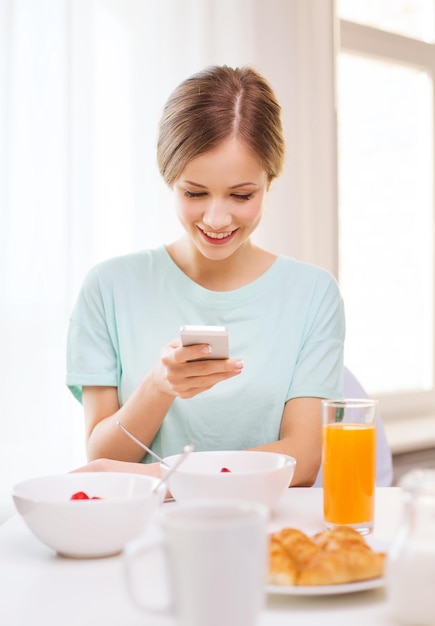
[198, 227, 238, 245]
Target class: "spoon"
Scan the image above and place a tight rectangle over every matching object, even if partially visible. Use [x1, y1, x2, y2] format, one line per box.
[151, 443, 194, 495]
[116, 420, 170, 467]
[116, 420, 194, 490]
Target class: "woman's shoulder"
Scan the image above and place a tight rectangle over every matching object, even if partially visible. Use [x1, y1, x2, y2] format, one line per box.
[276, 255, 339, 286]
[76, 249, 169, 302]
[86, 247, 165, 281]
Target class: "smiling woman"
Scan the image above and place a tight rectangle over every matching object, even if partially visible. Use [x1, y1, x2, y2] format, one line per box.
[66, 65, 345, 488]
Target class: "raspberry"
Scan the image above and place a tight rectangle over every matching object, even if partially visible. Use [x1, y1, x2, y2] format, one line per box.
[70, 491, 90, 500]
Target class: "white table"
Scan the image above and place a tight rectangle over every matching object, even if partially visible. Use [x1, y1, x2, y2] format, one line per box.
[0, 488, 403, 626]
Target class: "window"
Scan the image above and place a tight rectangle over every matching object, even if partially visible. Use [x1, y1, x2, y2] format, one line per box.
[337, 1, 435, 422]
[339, 0, 435, 42]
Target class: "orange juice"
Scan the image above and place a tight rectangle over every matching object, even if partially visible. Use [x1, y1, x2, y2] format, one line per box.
[322, 423, 376, 525]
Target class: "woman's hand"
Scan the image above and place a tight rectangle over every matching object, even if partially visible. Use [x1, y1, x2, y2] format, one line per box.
[155, 338, 244, 399]
[71, 458, 162, 478]
[70, 459, 172, 499]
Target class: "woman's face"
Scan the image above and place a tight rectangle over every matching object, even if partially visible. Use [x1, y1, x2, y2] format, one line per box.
[173, 137, 269, 261]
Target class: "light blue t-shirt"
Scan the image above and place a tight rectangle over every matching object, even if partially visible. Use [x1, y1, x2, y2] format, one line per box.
[66, 247, 345, 461]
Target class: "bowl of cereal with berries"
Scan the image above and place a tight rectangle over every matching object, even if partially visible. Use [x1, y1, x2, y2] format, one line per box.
[12, 472, 166, 558]
[161, 450, 296, 509]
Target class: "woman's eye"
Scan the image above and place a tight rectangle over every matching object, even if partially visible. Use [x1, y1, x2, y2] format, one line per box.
[183, 190, 254, 200]
[232, 193, 254, 201]
[184, 190, 206, 198]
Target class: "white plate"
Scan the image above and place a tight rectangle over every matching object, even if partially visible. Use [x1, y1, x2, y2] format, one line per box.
[267, 536, 388, 596]
[267, 576, 385, 596]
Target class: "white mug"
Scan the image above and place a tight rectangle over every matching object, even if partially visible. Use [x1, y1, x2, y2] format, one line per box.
[124, 499, 268, 626]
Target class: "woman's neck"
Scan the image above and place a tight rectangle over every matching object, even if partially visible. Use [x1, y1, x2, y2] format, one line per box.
[166, 238, 276, 291]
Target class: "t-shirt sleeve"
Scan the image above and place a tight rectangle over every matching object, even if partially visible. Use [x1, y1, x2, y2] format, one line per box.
[286, 272, 345, 401]
[66, 266, 119, 403]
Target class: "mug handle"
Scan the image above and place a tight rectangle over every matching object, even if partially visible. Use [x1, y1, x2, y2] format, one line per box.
[124, 533, 174, 617]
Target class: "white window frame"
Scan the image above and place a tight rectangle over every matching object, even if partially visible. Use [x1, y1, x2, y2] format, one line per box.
[337, 16, 435, 450]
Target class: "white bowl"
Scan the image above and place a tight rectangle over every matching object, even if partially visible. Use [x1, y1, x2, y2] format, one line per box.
[161, 450, 296, 509]
[12, 472, 166, 558]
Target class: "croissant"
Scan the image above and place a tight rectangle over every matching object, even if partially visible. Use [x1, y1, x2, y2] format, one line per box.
[268, 536, 298, 585]
[274, 527, 322, 569]
[312, 526, 369, 551]
[269, 526, 386, 586]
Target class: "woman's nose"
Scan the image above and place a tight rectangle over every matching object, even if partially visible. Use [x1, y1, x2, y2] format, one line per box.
[202, 200, 232, 230]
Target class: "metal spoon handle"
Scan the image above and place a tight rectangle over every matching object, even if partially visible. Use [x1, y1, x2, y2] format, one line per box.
[116, 421, 169, 466]
[152, 444, 194, 494]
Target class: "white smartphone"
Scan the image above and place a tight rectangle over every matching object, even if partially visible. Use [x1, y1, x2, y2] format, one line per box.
[180, 325, 229, 360]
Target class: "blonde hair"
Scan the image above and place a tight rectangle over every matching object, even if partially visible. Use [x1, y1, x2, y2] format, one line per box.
[157, 65, 285, 187]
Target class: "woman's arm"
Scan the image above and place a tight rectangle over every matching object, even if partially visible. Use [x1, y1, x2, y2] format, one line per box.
[82, 340, 244, 461]
[248, 397, 323, 487]
[82, 382, 172, 462]
[77, 395, 322, 488]
[72, 457, 162, 477]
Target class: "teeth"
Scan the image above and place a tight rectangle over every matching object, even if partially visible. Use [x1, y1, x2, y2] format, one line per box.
[203, 231, 232, 239]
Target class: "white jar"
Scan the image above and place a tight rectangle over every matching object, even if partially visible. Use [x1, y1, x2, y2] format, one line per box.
[386, 469, 435, 626]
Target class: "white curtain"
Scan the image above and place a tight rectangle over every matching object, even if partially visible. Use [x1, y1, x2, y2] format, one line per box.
[0, 0, 336, 515]
[1, 0, 79, 517]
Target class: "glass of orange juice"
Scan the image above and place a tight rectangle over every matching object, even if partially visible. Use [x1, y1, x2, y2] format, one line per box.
[321, 398, 378, 535]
